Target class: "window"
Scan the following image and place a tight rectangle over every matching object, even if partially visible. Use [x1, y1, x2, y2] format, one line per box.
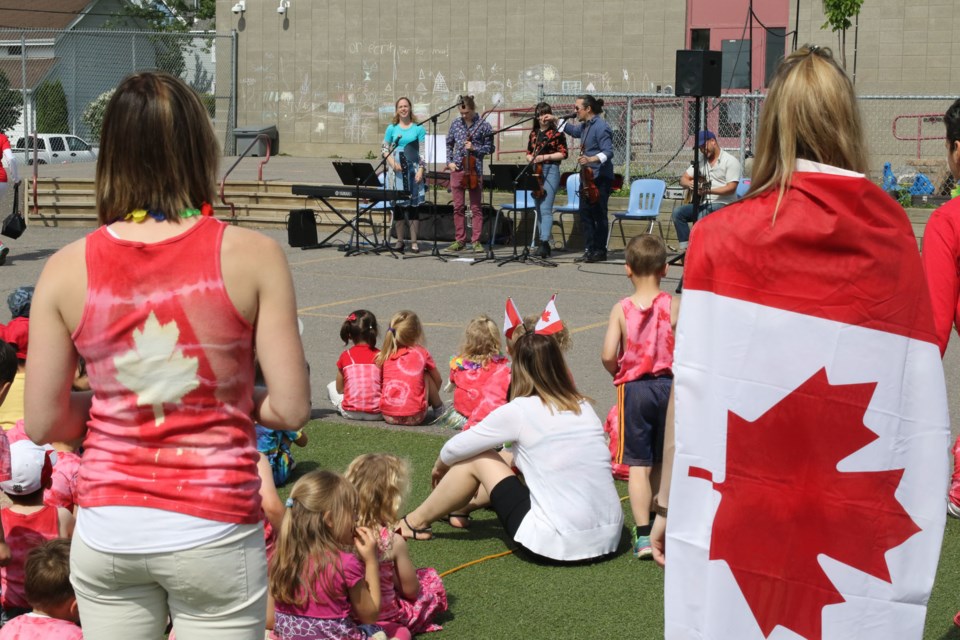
[764, 28, 787, 87]
[17, 137, 44, 150]
[6, 46, 20, 56]
[721, 39, 751, 90]
[49, 137, 65, 152]
[690, 29, 710, 51]
[66, 136, 89, 151]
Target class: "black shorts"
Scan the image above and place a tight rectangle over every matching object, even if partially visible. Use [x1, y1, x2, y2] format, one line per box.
[616, 375, 672, 466]
[398, 204, 420, 221]
[489, 475, 531, 541]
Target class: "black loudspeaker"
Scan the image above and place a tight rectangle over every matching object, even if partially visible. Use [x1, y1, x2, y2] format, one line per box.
[675, 50, 722, 97]
[287, 209, 317, 247]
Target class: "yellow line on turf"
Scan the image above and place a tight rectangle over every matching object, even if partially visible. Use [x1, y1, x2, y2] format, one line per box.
[298, 266, 540, 312]
[439, 550, 515, 578]
[570, 320, 609, 334]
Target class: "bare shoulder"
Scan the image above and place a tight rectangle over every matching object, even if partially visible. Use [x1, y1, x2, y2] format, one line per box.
[38, 236, 87, 292]
[221, 226, 288, 273]
[222, 225, 284, 254]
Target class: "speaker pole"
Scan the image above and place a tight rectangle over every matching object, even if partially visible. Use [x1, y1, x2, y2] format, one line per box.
[748, 0, 753, 93]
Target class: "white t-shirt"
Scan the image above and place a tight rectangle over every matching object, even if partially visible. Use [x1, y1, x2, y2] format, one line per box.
[440, 396, 623, 561]
[685, 148, 742, 205]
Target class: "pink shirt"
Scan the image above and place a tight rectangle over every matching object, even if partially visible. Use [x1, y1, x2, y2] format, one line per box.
[275, 551, 364, 619]
[336, 345, 381, 413]
[0, 614, 83, 640]
[450, 356, 511, 429]
[45, 451, 81, 513]
[380, 346, 436, 417]
[612, 292, 674, 386]
[72, 216, 261, 525]
[921, 196, 960, 356]
[1, 506, 60, 609]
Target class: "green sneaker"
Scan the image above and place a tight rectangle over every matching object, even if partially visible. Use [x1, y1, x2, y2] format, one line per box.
[472, 242, 485, 253]
[447, 240, 465, 252]
[632, 533, 653, 559]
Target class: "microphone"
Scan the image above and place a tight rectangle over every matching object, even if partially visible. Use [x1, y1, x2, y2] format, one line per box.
[557, 111, 577, 120]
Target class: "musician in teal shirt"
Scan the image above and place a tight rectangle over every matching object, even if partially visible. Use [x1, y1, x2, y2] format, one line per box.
[383, 97, 426, 251]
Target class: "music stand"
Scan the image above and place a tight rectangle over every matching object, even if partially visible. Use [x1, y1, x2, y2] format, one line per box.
[343, 159, 400, 258]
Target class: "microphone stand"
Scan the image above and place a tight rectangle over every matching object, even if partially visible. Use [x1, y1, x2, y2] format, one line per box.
[667, 95, 703, 293]
[404, 98, 462, 263]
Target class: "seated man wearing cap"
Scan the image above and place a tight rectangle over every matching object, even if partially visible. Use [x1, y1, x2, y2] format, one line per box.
[671, 130, 741, 251]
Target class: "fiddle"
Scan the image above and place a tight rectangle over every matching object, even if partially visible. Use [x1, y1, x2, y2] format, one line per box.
[533, 162, 546, 199]
[465, 131, 479, 190]
[579, 145, 600, 205]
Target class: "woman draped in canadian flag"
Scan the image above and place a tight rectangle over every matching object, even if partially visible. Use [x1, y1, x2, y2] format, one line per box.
[654, 46, 950, 640]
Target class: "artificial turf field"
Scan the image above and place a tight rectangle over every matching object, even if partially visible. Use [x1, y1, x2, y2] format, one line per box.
[288, 420, 960, 640]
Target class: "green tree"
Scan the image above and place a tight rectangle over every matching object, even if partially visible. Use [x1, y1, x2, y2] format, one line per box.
[822, 0, 864, 70]
[82, 89, 115, 140]
[108, 1, 216, 80]
[35, 80, 69, 133]
[0, 70, 23, 133]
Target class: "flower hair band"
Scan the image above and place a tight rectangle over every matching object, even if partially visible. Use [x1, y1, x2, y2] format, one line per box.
[347, 313, 357, 322]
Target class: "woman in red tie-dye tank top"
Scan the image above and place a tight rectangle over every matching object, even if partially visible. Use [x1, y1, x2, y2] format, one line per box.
[23, 71, 311, 640]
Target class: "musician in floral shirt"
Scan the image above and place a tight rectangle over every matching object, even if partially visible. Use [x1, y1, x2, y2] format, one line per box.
[445, 96, 494, 252]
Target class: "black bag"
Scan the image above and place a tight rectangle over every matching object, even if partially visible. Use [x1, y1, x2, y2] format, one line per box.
[1, 183, 24, 240]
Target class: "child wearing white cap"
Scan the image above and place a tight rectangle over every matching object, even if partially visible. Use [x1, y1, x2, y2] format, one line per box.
[0, 441, 73, 625]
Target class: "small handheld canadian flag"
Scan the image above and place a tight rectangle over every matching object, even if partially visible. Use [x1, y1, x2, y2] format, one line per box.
[534, 294, 563, 335]
[503, 298, 523, 339]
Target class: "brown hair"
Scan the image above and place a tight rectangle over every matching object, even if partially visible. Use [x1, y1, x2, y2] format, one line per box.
[96, 71, 219, 225]
[460, 95, 477, 111]
[345, 453, 410, 536]
[746, 46, 868, 217]
[24, 539, 74, 610]
[508, 332, 585, 414]
[391, 96, 418, 126]
[340, 309, 378, 347]
[269, 471, 359, 606]
[509, 314, 571, 355]
[376, 310, 425, 366]
[625, 234, 667, 277]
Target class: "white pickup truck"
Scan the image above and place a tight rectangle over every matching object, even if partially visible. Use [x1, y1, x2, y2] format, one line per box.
[13, 134, 98, 165]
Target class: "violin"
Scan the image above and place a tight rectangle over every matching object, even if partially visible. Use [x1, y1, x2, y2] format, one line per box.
[465, 131, 479, 190]
[579, 145, 600, 205]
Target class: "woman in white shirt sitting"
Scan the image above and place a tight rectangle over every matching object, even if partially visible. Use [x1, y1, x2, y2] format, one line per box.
[396, 332, 623, 562]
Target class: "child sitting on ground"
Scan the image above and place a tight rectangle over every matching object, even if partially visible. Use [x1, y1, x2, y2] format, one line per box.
[376, 311, 443, 426]
[328, 310, 383, 421]
[433, 315, 510, 432]
[269, 470, 392, 640]
[345, 454, 447, 638]
[600, 234, 678, 560]
[1, 441, 74, 623]
[0, 539, 82, 639]
[0, 286, 32, 431]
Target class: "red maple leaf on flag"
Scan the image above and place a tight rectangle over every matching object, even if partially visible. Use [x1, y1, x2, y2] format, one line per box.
[688, 368, 920, 640]
[541, 310, 551, 322]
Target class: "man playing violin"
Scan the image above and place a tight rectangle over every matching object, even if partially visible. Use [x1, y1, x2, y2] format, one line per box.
[446, 95, 494, 252]
[555, 94, 614, 263]
[671, 130, 741, 251]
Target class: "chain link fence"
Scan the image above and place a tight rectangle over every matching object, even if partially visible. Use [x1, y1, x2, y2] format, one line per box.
[539, 91, 957, 193]
[0, 29, 235, 155]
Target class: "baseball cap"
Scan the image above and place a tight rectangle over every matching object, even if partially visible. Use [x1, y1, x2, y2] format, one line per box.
[7, 286, 34, 319]
[696, 130, 717, 147]
[0, 440, 55, 496]
[1, 316, 28, 360]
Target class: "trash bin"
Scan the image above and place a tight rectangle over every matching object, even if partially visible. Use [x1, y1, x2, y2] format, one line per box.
[233, 125, 278, 156]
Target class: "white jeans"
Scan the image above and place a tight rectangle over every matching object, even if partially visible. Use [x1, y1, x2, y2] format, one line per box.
[70, 524, 267, 640]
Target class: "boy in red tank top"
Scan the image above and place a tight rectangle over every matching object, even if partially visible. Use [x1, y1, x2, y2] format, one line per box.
[601, 235, 678, 560]
[0, 441, 73, 624]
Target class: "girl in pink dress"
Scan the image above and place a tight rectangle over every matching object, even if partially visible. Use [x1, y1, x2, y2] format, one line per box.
[434, 315, 510, 432]
[376, 311, 443, 426]
[327, 310, 382, 421]
[269, 470, 388, 640]
[345, 454, 448, 638]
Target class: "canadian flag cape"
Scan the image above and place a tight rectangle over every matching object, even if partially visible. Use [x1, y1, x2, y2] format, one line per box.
[666, 166, 950, 640]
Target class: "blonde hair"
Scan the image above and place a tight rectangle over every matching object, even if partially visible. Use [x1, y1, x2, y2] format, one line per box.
[508, 314, 572, 355]
[508, 333, 585, 414]
[391, 96, 418, 125]
[269, 471, 358, 607]
[376, 310, 424, 366]
[345, 453, 410, 533]
[96, 71, 219, 225]
[459, 315, 502, 366]
[747, 45, 868, 217]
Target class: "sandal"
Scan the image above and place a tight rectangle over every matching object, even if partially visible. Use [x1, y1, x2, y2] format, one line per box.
[442, 512, 472, 529]
[395, 515, 433, 541]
